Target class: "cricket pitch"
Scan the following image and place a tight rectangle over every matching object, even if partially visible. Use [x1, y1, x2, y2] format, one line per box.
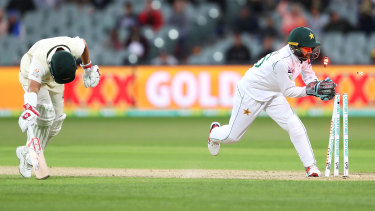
[1, 166, 374, 181]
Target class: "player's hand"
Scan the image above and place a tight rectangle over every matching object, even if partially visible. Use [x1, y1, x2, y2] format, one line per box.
[81, 61, 100, 88]
[319, 94, 335, 101]
[306, 77, 336, 100]
[18, 104, 39, 133]
[318, 77, 336, 101]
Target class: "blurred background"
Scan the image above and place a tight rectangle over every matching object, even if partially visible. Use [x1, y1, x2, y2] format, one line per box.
[2, 0, 375, 65]
[0, 0, 374, 117]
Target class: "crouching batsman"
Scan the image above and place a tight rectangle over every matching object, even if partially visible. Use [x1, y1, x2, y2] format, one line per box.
[208, 27, 336, 177]
[17, 36, 100, 178]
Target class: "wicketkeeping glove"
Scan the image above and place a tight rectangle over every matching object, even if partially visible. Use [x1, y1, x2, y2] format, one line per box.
[81, 61, 100, 88]
[306, 77, 336, 101]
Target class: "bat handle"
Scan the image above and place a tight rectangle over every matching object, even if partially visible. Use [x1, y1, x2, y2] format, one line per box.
[26, 126, 36, 148]
[27, 126, 35, 138]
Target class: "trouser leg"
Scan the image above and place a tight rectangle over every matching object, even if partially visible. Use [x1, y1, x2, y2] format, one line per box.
[264, 94, 316, 167]
[210, 86, 265, 144]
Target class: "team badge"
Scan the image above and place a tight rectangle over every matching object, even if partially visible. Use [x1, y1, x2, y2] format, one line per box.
[243, 108, 251, 116]
[309, 32, 314, 39]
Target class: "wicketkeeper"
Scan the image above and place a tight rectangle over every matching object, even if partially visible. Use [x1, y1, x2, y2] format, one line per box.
[16, 36, 101, 178]
[208, 27, 336, 177]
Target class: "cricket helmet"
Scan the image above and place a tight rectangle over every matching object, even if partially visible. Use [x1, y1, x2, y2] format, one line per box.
[50, 51, 77, 84]
[288, 27, 320, 61]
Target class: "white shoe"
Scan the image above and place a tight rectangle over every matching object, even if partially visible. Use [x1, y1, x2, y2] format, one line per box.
[16, 146, 33, 178]
[208, 122, 221, 156]
[306, 164, 321, 177]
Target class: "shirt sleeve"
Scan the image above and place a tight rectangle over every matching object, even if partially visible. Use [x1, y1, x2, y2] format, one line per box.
[274, 61, 307, 98]
[69, 36, 85, 58]
[301, 62, 318, 84]
[27, 57, 45, 83]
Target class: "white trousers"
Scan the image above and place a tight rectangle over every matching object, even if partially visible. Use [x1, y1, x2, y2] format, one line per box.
[210, 86, 316, 168]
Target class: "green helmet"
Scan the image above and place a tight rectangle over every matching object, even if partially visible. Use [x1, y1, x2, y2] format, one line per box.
[50, 51, 77, 84]
[288, 27, 320, 61]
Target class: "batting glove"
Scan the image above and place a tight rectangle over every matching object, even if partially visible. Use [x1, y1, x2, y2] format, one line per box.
[81, 61, 100, 88]
[18, 104, 39, 133]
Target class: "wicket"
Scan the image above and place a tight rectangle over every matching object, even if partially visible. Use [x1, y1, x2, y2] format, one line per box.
[325, 93, 349, 177]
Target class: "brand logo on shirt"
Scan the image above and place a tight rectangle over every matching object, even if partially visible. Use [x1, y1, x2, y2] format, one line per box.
[243, 108, 251, 116]
[288, 66, 294, 80]
[31, 69, 40, 78]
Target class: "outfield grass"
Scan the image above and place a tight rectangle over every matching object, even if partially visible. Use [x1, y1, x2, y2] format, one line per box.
[0, 117, 374, 210]
[1, 117, 374, 172]
[1, 176, 375, 211]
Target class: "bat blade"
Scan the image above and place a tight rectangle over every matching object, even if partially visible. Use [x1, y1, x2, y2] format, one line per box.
[27, 132, 50, 180]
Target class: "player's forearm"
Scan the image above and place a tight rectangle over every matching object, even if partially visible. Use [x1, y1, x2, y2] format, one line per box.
[282, 86, 307, 98]
[27, 79, 41, 94]
[80, 39, 90, 65]
[301, 66, 318, 85]
[24, 79, 41, 107]
[276, 69, 307, 98]
[302, 73, 318, 85]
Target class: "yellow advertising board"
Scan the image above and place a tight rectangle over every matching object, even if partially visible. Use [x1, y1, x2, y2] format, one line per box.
[0, 65, 374, 117]
[0, 68, 24, 110]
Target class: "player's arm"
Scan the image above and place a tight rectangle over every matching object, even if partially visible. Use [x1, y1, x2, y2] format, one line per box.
[79, 39, 100, 88]
[18, 59, 42, 133]
[80, 39, 90, 65]
[302, 61, 336, 101]
[301, 62, 318, 84]
[274, 61, 307, 98]
[28, 79, 41, 94]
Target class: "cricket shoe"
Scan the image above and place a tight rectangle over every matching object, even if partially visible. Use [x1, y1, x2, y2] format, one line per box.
[208, 122, 221, 156]
[16, 146, 33, 178]
[306, 164, 321, 177]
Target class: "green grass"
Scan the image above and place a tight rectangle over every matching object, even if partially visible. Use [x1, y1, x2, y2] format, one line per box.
[1, 176, 375, 211]
[1, 117, 374, 172]
[0, 117, 375, 210]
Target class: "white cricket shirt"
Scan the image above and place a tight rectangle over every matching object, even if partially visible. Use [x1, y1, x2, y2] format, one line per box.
[238, 45, 318, 102]
[19, 36, 85, 84]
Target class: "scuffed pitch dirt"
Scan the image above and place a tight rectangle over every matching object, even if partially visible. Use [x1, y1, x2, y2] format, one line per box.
[1, 166, 374, 181]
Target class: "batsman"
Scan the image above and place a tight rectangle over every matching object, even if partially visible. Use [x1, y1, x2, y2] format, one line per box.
[16, 36, 101, 178]
[208, 27, 336, 177]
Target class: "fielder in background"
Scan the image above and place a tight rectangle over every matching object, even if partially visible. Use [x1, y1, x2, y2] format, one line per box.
[16, 36, 101, 178]
[208, 27, 336, 177]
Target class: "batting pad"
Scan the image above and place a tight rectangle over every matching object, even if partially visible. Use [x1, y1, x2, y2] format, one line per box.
[45, 113, 66, 149]
[33, 104, 55, 150]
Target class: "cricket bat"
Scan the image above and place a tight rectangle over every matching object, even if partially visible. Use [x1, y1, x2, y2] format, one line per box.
[27, 126, 50, 180]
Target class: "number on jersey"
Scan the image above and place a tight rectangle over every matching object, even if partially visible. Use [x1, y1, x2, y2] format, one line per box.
[254, 52, 274, 68]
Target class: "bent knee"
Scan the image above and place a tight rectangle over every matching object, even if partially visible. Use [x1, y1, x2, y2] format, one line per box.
[36, 104, 55, 127]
